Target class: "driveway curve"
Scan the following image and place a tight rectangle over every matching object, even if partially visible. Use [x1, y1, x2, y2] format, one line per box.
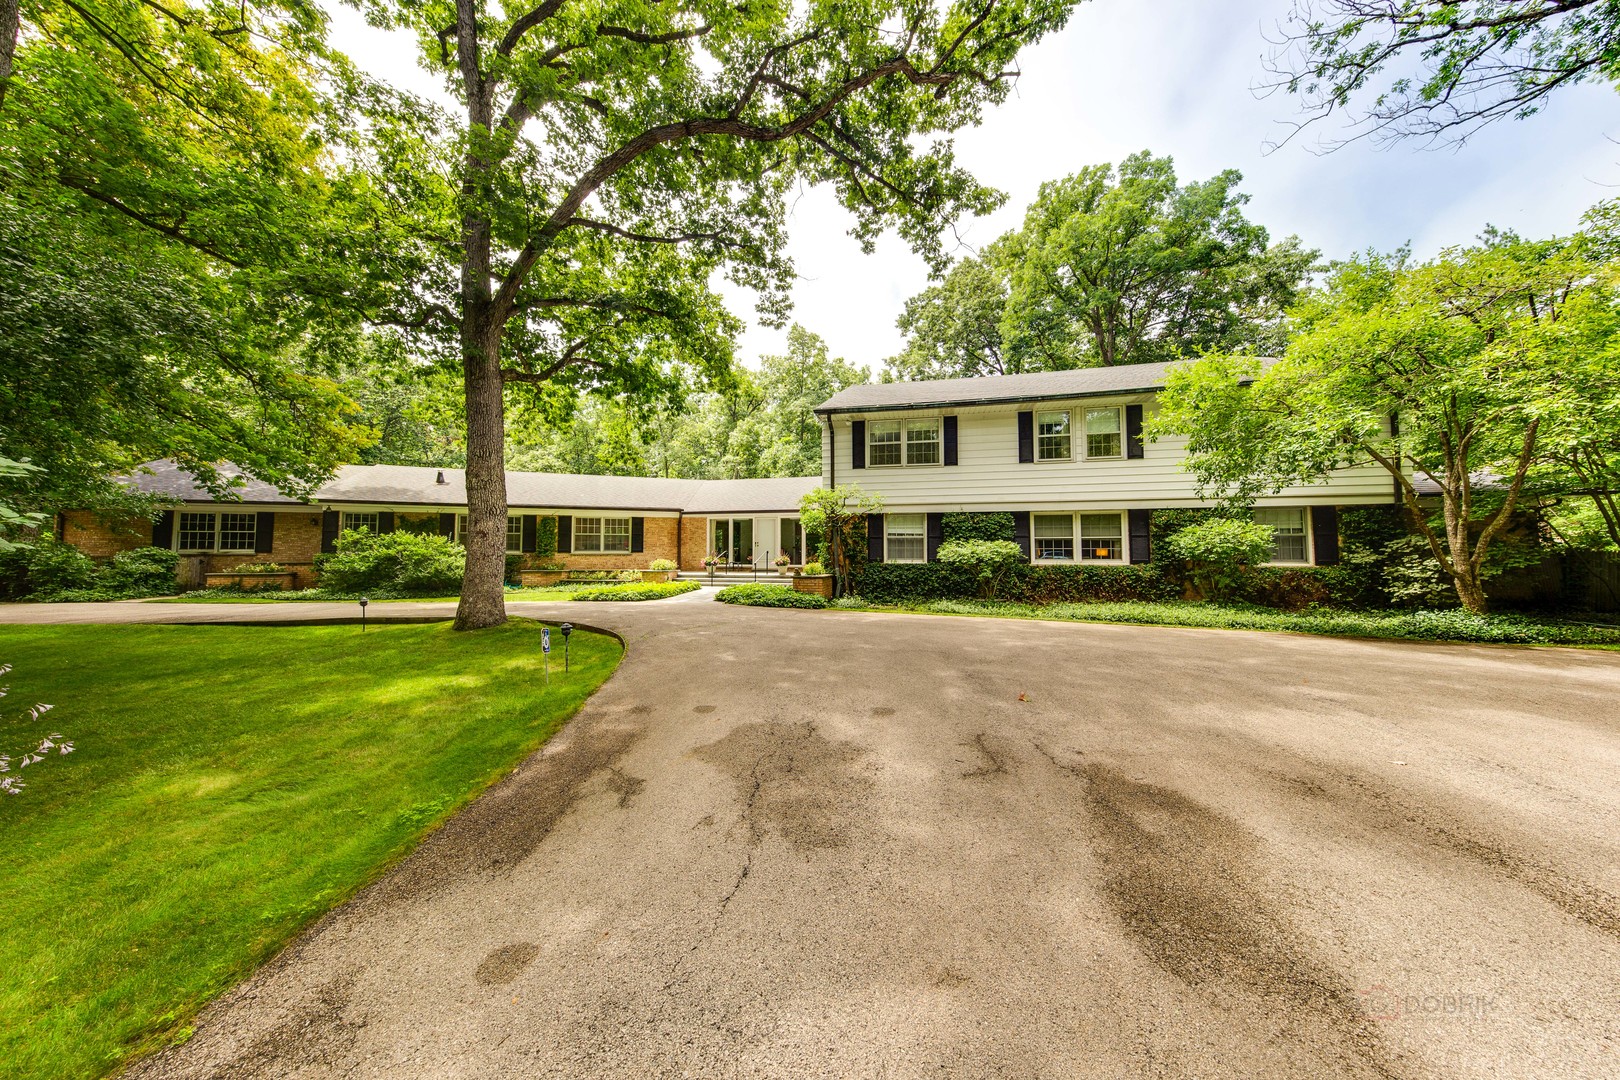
[5, 597, 1618, 1078]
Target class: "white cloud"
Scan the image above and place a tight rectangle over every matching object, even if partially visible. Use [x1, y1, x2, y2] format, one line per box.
[325, 0, 1620, 371]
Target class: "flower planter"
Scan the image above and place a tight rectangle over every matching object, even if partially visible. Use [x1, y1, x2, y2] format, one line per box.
[203, 571, 297, 592]
[639, 570, 677, 583]
[519, 570, 565, 587]
[791, 574, 833, 599]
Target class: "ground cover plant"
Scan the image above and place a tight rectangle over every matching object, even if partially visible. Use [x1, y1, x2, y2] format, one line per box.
[0, 621, 620, 1079]
[715, 583, 827, 609]
[832, 599, 1620, 646]
[564, 582, 699, 602]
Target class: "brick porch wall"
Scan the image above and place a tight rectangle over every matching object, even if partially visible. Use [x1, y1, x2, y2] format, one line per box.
[679, 515, 710, 571]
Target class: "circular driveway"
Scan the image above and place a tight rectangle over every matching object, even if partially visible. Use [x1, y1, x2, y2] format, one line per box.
[9, 597, 1619, 1078]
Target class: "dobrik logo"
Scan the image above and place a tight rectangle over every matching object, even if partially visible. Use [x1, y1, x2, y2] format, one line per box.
[1358, 985, 1500, 1022]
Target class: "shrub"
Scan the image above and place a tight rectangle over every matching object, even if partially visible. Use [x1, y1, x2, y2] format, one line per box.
[648, 558, 678, 571]
[1006, 564, 1176, 604]
[224, 560, 284, 574]
[856, 562, 978, 603]
[941, 512, 1014, 543]
[935, 539, 1026, 599]
[315, 529, 465, 595]
[1163, 519, 1276, 600]
[567, 581, 700, 601]
[535, 516, 558, 558]
[101, 548, 181, 596]
[505, 553, 524, 585]
[0, 538, 99, 599]
[800, 561, 825, 575]
[715, 583, 827, 608]
[830, 595, 867, 609]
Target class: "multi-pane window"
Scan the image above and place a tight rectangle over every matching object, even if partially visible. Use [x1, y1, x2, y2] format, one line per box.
[1084, 408, 1123, 458]
[868, 421, 903, 467]
[1036, 411, 1071, 461]
[1033, 513, 1074, 560]
[342, 511, 380, 534]
[904, 420, 941, 465]
[176, 511, 257, 552]
[885, 514, 926, 563]
[456, 514, 526, 553]
[574, 516, 632, 553]
[1079, 513, 1123, 561]
[1256, 507, 1309, 563]
[866, 419, 943, 466]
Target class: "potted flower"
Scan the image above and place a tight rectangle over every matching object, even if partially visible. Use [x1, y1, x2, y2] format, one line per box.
[703, 552, 722, 583]
[774, 553, 794, 576]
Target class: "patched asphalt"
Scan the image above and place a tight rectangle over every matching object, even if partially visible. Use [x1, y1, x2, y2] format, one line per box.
[5, 596, 1618, 1078]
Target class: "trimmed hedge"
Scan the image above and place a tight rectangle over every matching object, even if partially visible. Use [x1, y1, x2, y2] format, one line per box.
[715, 583, 827, 609]
[856, 561, 1177, 605]
[941, 511, 1015, 543]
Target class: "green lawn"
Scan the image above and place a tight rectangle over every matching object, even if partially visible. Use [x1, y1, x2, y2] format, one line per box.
[0, 621, 621, 1080]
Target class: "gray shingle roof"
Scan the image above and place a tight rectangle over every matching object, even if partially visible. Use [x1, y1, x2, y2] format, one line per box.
[814, 358, 1275, 413]
[126, 461, 820, 514]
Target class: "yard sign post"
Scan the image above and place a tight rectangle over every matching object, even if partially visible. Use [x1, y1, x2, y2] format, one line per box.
[541, 626, 551, 686]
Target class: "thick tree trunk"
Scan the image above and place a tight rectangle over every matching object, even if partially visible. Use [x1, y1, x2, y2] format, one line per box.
[1451, 564, 1490, 615]
[455, 319, 509, 629]
[0, 0, 20, 112]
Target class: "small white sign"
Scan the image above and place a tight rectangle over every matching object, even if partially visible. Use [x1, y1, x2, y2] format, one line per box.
[541, 627, 551, 654]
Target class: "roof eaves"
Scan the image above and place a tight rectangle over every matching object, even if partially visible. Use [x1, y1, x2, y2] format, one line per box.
[813, 382, 1170, 416]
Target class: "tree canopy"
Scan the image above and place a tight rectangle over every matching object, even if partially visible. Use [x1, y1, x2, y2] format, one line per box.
[1266, 0, 1620, 146]
[1154, 211, 1620, 613]
[885, 151, 1316, 378]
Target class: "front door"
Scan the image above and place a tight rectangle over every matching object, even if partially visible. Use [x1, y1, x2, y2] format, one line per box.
[710, 518, 754, 566]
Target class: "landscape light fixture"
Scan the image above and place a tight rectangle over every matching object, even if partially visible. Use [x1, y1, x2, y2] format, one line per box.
[359, 596, 369, 632]
[559, 622, 573, 672]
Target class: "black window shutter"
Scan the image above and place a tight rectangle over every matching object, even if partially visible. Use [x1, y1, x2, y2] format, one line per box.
[556, 515, 572, 553]
[1128, 509, 1151, 564]
[255, 512, 276, 554]
[926, 513, 944, 561]
[943, 416, 958, 466]
[851, 420, 866, 469]
[378, 511, 395, 534]
[152, 510, 174, 548]
[1126, 404, 1145, 459]
[521, 515, 538, 553]
[631, 517, 645, 553]
[1011, 511, 1031, 559]
[1311, 506, 1340, 565]
[866, 513, 884, 563]
[1017, 412, 1034, 463]
[438, 512, 457, 539]
[320, 510, 340, 553]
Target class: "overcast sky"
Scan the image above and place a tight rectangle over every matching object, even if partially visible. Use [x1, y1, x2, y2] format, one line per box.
[326, 0, 1620, 374]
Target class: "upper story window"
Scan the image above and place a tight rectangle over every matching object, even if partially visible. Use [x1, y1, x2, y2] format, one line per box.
[1084, 408, 1123, 459]
[868, 419, 941, 467]
[1036, 412, 1071, 461]
[1256, 507, 1309, 564]
[457, 514, 525, 554]
[342, 511, 380, 534]
[575, 516, 632, 554]
[177, 511, 257, 553]
[885, 514, 926, 562]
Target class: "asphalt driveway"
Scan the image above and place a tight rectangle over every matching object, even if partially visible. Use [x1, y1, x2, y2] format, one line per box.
[8, 597, 1618, 1078]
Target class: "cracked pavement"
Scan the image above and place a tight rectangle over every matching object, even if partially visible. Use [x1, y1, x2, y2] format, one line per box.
[7, 597, 1618, 1078]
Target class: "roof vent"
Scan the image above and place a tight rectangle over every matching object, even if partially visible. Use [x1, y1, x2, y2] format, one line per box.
[435, 470, 447, 485]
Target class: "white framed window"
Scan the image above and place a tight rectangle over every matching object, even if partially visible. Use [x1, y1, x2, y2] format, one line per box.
[456, 514, 525, 554]
[1033, 513, 1075, 561]
[341, 511, 380, 534]
[885, 514, 926, 563]
[868, 421, 903, 467]
[867, 418, 943, 467]
[176, 511, 257, 553]
[574, 516, 632, 554]
[1084, 407, 1123, 459]
[905, 419, 941, 465]
[1036, 411, 1072, 461]
[1079, 513, 1124, 561]
[1256, 507, 1310, 564]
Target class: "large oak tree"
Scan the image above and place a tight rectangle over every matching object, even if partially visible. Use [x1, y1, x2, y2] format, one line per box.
[358, 0, 1085, 628]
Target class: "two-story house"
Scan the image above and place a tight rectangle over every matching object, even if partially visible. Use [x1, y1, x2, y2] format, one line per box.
[814, 361, 1400, 567]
